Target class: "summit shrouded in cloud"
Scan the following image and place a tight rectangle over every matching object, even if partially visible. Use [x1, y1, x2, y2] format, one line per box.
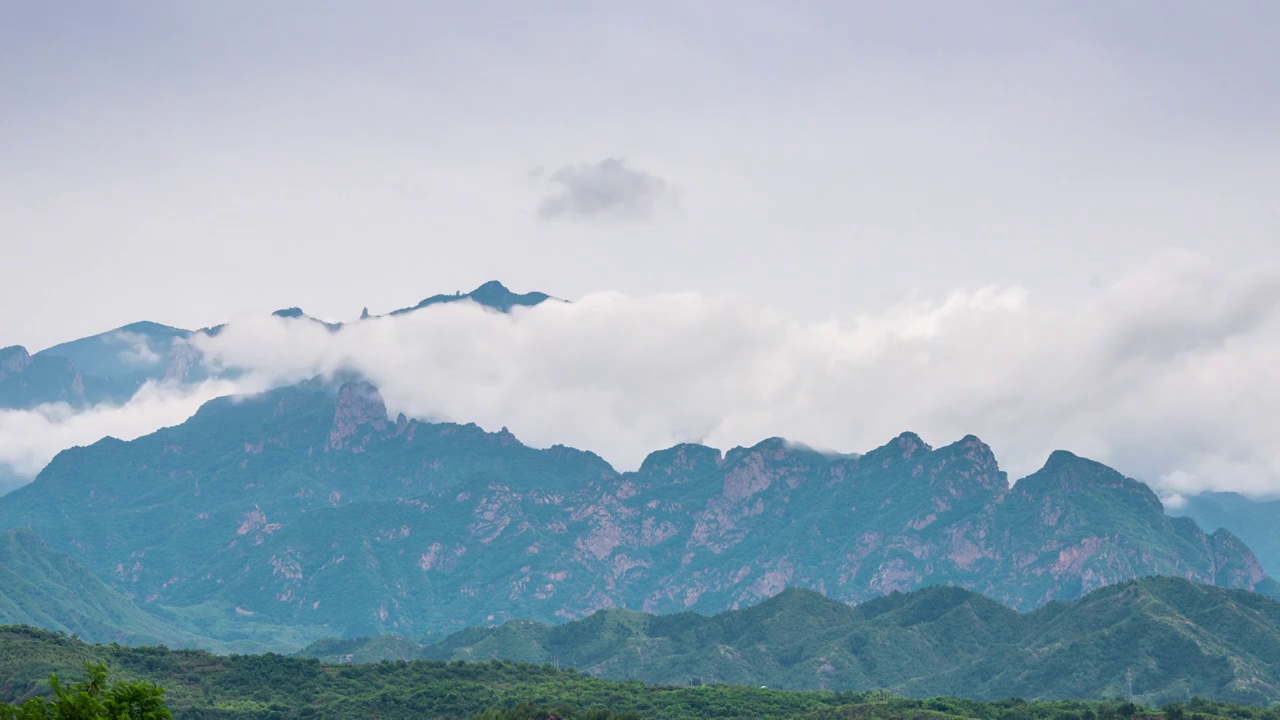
[2, 5, 1277, 505]
[5, 3, 1280, 711]
[4, 255, 1280, 506]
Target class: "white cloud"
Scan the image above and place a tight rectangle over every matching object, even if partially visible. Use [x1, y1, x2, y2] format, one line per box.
[112, 330, 163, 366]
[184, 250, 1280, 497]
[5, 251, 1279, 501]
[0, 379, 242, 480]
[536, 158, 673, 222]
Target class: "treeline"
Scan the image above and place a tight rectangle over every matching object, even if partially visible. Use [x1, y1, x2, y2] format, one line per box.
[4, 626, 1280, 720]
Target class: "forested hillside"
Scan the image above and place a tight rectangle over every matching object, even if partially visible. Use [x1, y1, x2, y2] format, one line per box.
[4, 625, 1279, 720]
[298, 577, 1280, 705]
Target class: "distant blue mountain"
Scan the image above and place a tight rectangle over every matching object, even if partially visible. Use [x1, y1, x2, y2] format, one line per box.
[387, 280, 556, 316]
[0, 282, 554, 411]
[1173, 492, 1280, 577]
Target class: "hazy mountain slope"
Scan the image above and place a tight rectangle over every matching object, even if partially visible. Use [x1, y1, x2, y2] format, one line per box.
[0, 282, 552, 411]
[0, 466, 23, 497]
[0, 323, 196, 410]
[315, 578, 1280, 704]
[34, 321, 193, 396]
[0, 529, 202, 646]
[0, 380, 1270, 644]
[0, 346, 96, 409]
[1175, 492, 1280, 577]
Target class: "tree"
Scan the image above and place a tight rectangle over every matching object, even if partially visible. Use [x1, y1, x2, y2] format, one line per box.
[0, 662, 171, 720]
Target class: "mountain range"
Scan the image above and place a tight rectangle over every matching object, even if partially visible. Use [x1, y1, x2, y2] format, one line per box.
[5, 281, 1280, 707]
[0, 376, 1275, 647]
[300, 576, 1280, 705]
[5, 572, 1280, 704]
[7, 278, 1280, 585]
[16, 624, 1248, 720]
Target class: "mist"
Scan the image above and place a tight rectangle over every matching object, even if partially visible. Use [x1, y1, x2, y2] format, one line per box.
[7, 250, 1277, 502]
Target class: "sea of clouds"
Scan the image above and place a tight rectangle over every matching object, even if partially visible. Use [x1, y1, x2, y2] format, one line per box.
[3, 250, 1279, 503]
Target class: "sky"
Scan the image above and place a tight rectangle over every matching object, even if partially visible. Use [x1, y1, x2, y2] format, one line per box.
[2, 2, 1280, 498]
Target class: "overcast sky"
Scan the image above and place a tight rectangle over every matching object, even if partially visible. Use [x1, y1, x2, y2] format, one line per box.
[4, 1, 1277, 349]
[3, 2, 1280, 498]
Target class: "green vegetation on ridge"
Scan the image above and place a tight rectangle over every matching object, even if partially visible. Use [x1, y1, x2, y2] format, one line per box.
[0, 529, 196, 648]
[302, 577, 1280, 705]
[0, 529, 300, 655]
[6, 627, 1280, 720]
[1, 661, 171, 720]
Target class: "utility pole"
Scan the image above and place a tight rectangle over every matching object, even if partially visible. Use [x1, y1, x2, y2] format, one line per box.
[1126, 668, 1133, 702]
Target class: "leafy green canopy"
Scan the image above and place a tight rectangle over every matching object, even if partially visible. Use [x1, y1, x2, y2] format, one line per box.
[6, 628, 1280, 720]
[0, 662, 169, 720]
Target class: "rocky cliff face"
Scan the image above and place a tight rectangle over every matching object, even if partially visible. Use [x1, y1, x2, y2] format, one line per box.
[0, 381, 1272, 642]
[0, 346, 31, 381]
[0, 348, 87, 409]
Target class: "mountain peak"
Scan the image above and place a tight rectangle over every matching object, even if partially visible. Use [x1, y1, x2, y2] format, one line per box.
[1013, 448, 1166, 521]
[0, 345, 31, 380]
[465, 280, 552, 311]
[938, 434, 997, 462]
[1024, 449, 1125, 487]
[637, 443, 724, 477]
[928, 434, 1007, 496]
[271, 307, 306, 319]
[473, 280, 510, 293]
[1043, 449, 1081, 468]
[390, 282, 554, 316]
[893, 431, 931, 456]
[743, 585, 856, 622]
[861, 431, 933, 468]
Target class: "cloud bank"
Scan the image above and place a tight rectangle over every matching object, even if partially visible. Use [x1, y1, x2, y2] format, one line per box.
[4, 251, 1279, 502]
[0, 378, 242, 486]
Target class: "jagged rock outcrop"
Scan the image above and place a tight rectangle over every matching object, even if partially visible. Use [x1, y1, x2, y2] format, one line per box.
[0, 345, 31, 381]
[327, 382, 389, 450]
[0, 351, 86, 409]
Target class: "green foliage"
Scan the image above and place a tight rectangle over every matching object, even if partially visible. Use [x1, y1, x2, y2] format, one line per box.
[5, 630, 1280, 720]
[471, 702, 639, 720]
[306, 578, 1280, 704]
[0, 530, 207, 648]
[0, 662, 170, 720]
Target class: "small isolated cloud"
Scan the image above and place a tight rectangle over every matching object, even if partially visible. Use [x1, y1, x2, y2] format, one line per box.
[537, 158, 671, 221]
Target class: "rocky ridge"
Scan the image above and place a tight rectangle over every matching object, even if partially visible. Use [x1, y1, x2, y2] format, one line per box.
[0, 380, 1272, 644]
